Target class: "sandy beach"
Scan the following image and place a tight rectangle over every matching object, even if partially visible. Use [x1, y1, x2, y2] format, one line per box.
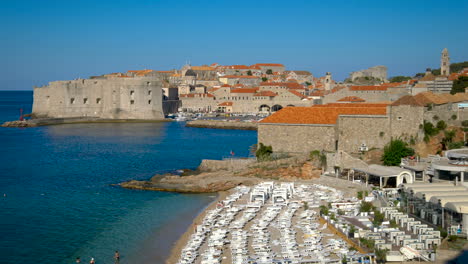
[165, 191, 230, 264]
[164, 176, 368, 264]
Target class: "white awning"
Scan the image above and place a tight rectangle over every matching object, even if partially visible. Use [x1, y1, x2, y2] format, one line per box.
[445, 201, 468, 214]
[429, 195, 468, 206]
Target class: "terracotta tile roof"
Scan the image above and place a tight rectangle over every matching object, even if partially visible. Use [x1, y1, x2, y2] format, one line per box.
[252, 63, 285, 67]
[221, 84, 231, 87]
[192, 66, 215, 71]
[254, 91, 277, 97]
[309, 90, 325, 97]
[390, 95, 426, 106]
[391, 92, 468, 107]
[127, 69, 154, 76]
[449, 72, 468, 81]
[220, 75, 259, 79]
[349, 85, 388, 91]
[316, 103, 390, 107]
[231, 88, 259, 93]
[171, 73, 181, 77]
[260, 106, 387, 125]
[225, 65, 250, 70]
[288, 90, 306, 99]
[338, 96, 365, 102]
[218, 102, 233, 106]
[414, 92, 448, 105]
[250, 65, 261, 70]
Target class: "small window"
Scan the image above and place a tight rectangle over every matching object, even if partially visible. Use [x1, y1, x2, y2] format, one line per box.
[83, 98, 88, 104]
[96, 98, 101, 104]
[70, 98, 75, 104]
[148, 90, 152, 96]
[130, 100, 135, 105]
[397, 116, 402, 120]
[147, 82, 151, 86]
[130, 90, 135, 96]
[148, 100, 152, 104]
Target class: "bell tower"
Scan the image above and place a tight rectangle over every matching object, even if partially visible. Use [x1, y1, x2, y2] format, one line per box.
[324, 72, 332, 90]
[441, 48, 450, 76]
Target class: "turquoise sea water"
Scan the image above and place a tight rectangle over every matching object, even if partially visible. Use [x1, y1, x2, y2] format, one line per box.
[0, 91, 257, 264]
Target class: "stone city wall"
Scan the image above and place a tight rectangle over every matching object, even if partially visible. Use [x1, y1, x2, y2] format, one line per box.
[336, 115, 390, 153]
[389, 105, 424, 140]
[424, 103, 468, 127]
[32, 77, 164, 120]
[322, 88, 404, 104]
[258, 124, 335, 153]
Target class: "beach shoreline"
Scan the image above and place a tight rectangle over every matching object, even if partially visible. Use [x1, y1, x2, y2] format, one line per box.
[165, 191, 230, 264]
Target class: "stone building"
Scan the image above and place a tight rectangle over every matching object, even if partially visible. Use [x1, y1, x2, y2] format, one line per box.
[322, 81, 412, 104]
[284, 71, 313, 84]
[251, 63, 285, 74]
[258, 92, 468, 154]
[32, 74, 164, 120]
[441, 48, 450, 76]
[257, 101, 425, 154]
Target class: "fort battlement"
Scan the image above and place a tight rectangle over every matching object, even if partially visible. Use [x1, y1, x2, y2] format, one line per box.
[32, 76, 164, 120]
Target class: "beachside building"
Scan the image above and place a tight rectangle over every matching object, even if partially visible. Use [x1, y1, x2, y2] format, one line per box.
[258, 100, 429, 154]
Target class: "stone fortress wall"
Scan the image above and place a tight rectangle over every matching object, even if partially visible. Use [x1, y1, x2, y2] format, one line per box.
[349, 65, 388, 81]
[32, 77, 164, 120]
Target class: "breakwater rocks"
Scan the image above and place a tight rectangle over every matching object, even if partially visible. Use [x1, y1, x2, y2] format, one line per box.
[1, 120, 37, 127]
[186, 120, 258, 130]
[120, 154, 323, 193]
[1, 117, 170, 127]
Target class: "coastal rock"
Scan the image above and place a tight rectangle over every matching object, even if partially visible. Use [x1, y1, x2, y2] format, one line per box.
[120, 171, 261, 193]
[1, 120, 36, 127]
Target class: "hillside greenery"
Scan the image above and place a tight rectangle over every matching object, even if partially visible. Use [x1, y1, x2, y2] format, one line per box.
[381, 139, 414, 166]
[451, 76, 468, 94]
[388, 76, 411, 83]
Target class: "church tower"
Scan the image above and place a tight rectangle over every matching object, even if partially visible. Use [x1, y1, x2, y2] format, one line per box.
[441, 48, 450, 76]
[324, 72, 332, 90]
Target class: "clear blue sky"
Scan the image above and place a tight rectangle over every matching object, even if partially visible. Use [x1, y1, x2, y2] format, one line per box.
[1, 0, 468, 90]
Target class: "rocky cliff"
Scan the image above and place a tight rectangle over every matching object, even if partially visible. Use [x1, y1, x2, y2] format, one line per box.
[119, 154, 322, 193]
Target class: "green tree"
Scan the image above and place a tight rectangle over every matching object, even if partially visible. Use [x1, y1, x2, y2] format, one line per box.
[360, 201, 375, 212]
[255, 143, 273, 161]
[319, 205, 329, 216]
[388, 76, 412, 83]
[305, 81, 312, 86]
[372, 210, 385, 227]
[266, 69, 273, 75]
[452, 76, 468, 94]
[357, 191, 363, 200]
[436, 120, 447, 130]
[375, 248, 389, 264]
[381, 139, 415, 166]
[247, 70, 252, 76]
[261, 77, 268, 82]
[423, 121, 439, 136]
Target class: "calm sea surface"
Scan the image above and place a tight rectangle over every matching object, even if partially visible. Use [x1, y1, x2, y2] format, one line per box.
[0, 91, 257, 264]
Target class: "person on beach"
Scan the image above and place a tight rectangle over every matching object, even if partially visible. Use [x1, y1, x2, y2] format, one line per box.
[75, 257, 81, 263]
[89, 257, 95, 264]
[114, 251, 120, 263]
